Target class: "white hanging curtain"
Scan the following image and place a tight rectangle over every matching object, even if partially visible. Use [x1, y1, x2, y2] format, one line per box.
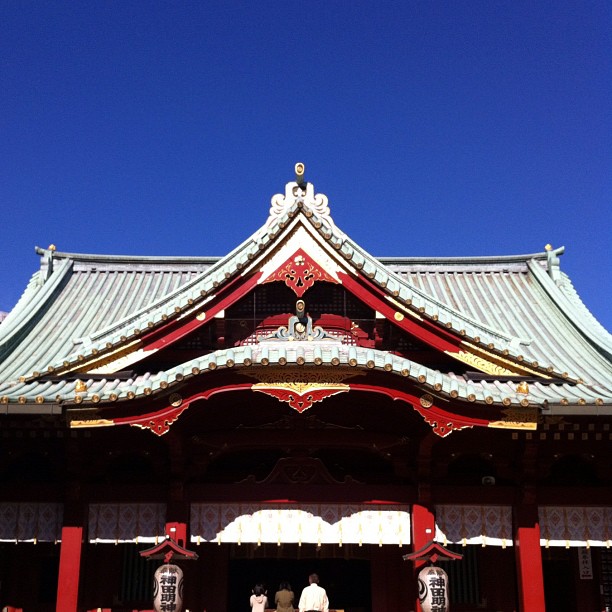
[88, 503, 166, 543]
[539, 506, 612, 547]
[0, 502, 63, 542]
[190, 503, 411, 546]
[435, 504, 513, 548]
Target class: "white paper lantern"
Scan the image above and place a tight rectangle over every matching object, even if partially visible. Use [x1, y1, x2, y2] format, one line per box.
[153, 563, 184, 612]
[418, 565, 449, 612]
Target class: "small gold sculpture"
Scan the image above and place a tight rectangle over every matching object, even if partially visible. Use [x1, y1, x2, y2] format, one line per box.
[516, 381, 530, 394]
[75, 379, 88, 393]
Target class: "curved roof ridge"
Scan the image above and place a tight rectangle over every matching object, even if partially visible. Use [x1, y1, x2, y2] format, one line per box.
[378, 249, 557, 265]
[342, 235, 533, 348]
[35, 246, 221, 265]
[78, 227, 269, 347]
[0, 258, 73, 360]
[528, 260, 612, 360]
[43, 190, 537, 377]
[81, 200, 327, 349]
[40, 217, 275, 371]
[263, 199, 533, 349]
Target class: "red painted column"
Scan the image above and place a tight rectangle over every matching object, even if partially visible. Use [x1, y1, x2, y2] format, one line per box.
[515, 523, 545, 611]
[411, 504, 436, 612]
[56, 526, 83, 612]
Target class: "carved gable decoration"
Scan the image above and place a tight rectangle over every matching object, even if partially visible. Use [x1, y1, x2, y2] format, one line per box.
[262, 248, 338, 297]
[249, 456, 356, 485]
[250, 369, 354, 413]
[253, 381, 349, 413]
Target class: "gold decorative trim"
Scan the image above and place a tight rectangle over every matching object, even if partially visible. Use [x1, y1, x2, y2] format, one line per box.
[385, 296, 422, 321]
[489, 420, 537, 431]
[253, 381, 350, 395]
[70, 419, 114, 428]
[80, 340, 142, 375]
[449, 350, 515, 376]
[488, 406, 537, 430]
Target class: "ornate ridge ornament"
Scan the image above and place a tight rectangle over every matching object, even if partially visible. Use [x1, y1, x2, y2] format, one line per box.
[265, 163, 337, 232]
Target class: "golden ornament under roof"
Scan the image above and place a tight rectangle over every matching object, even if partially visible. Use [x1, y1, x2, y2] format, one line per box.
[74, 379, 88, 393]
[516, 381, 530, 394]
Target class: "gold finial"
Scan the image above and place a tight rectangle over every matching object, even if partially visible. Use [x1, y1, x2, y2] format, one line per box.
[48, 244, 56, 252]
[295, 162, 305, 184]
[544, 244, 552, 252]
[75, 379, 88, 393]
[516, 381, 530, 394]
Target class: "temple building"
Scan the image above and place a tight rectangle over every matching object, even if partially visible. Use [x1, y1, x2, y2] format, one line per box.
[0, 165, 611, 612]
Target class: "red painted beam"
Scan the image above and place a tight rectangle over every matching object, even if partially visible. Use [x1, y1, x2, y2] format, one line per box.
[109, 382, 490, 436]
[339, 272, 461, 353]
[142, 271, 263, 351]
[56, 526, 83, 612]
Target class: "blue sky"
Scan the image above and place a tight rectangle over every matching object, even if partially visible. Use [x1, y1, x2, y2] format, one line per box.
[1, 1, 610, 330]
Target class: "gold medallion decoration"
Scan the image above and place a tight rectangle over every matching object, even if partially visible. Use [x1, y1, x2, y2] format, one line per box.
[420, 394, 434, 408]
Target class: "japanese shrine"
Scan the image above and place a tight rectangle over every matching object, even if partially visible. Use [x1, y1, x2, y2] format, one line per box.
[0, 164, 611, 611]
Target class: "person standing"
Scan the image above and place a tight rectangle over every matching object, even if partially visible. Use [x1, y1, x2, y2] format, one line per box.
[250, 583, 269, 612]
[274, 580, 295, 612]
[298, 573, 329, 612]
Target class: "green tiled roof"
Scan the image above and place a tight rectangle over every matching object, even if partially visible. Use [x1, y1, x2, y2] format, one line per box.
[1, 177, 610, 417]
[1, 344, 608, 412]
